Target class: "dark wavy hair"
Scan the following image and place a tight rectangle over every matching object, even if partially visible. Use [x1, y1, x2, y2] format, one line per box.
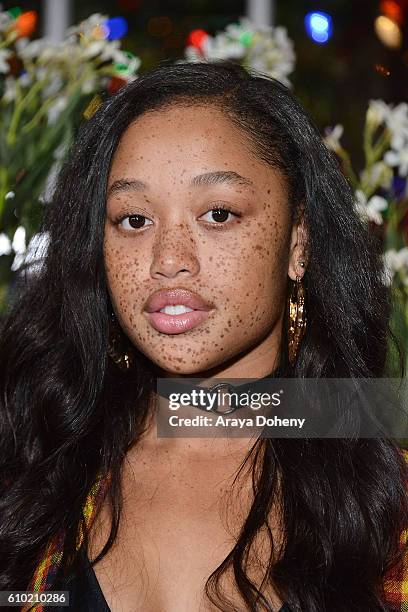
[0, 60, 407, 611]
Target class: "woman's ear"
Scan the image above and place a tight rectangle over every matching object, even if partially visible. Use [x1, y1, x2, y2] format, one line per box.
[288, 205, 309, 281]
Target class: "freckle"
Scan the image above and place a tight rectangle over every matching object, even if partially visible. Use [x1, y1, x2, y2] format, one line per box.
[267, 189, 271, 194]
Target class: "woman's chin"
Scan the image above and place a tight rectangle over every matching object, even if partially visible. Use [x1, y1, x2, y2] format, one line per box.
[156, 364, 212, 378]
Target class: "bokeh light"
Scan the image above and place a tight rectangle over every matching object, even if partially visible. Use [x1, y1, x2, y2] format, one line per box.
[380, 0, 404, 24]
[7, 7, 22, 19]
[304, 11, 333, 44]
[187, 29, 209, 51]
[239, 31, 253, 46]
[375, 15, 402, 48]
[374, 63, 391, 77]
[105, 16, 128, 40]
[14, 11, 37, 38]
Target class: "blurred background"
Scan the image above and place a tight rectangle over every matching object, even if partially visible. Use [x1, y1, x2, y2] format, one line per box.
[0, 0, 408, 388]
[2, 0, 408, 161]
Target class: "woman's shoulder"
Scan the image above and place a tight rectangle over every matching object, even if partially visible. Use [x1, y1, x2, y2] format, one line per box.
[381, 447, 408, 610]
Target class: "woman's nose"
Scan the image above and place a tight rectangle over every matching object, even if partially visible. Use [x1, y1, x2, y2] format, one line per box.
[150, 222, 200, 280]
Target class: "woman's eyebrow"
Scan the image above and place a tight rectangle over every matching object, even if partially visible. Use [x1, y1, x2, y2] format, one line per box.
[107, 170, 254, 198]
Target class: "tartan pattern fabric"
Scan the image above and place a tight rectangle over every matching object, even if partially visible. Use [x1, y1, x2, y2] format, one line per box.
[21, 472, 111, 612]
[382, 448, 408, 611]
[22, 449, 408, 611]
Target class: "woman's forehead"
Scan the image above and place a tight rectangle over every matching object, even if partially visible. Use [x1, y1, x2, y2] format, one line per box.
[108, 104, 287, 196]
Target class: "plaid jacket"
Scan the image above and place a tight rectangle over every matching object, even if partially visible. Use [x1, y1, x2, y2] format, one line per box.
[382, 448, 408, 611]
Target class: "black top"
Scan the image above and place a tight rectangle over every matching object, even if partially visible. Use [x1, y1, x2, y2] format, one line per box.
[58, 546, 292, 611]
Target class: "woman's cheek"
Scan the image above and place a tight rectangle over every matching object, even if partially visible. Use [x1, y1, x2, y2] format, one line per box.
[235, 240, 288, 323]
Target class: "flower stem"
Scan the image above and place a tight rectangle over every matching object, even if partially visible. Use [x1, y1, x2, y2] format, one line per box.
[6, 80, 44, 146]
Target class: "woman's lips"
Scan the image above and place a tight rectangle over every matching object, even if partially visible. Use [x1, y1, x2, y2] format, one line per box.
[145, 309, 211, 334]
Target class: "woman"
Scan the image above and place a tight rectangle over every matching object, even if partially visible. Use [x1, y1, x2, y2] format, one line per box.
[0, 60, 407, 612]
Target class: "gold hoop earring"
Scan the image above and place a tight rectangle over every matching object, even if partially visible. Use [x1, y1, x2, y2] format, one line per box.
[107, 311, 133, 371]
[288, 263, 307, 367]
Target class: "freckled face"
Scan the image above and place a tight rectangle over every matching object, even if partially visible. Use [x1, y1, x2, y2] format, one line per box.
[103, 104, 293, 377]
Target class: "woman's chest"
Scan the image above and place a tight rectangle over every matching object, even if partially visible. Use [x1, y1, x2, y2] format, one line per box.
[87, 448, 284, 611]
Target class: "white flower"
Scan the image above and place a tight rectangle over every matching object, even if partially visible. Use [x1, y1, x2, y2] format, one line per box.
[359, 161, 393, 191]
[14, 37, 29, 54]
[203, 35, 245, 60]
[385, 102, 408, 151]
[11, 252, 26, 272]
[2, 76, 17, 102]
[0, 9, 12, 33]
[10, 226, 27, 272]
[0, 48, 12, 73]
[16, 38, 50, 61]
[1, 72, 32, 103]
[53, 140, 69, 161]
[19, 71, 32, 87]
[354, 189, 388, 225]
[82, 40, 106, 59]
[367, 195, 388, 223]
[81, 75, 97, 95]
[383, 247, 408, 285]
[0, 233, 12, 256]
[98, 40, 129, 66]
[42, 72, 64, 98]
[384, 148, 408, 177]
[368, 100, 408, 151]
[324, 124, 344, 152]
[47, 96, 68, 125]
[367, 99, 390, 128]
[183, 18, 295, 85]
[225, 18, 257, 40]
[66, 13, 109, 39]
[20, 38, 58, 62]
[11, 226, 26, 254]
[245, 27, 296, 87]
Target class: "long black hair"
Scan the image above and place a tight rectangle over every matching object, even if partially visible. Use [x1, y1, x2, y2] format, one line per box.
[0, 60, 407, 611]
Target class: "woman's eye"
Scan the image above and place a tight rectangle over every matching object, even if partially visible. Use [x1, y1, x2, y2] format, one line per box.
[115, 207, 239, 232]
[200, 208, 238, 225]
[118, 215, 153, 231]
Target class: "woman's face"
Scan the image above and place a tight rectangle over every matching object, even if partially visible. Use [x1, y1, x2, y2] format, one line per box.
[104, 103, 307, 377]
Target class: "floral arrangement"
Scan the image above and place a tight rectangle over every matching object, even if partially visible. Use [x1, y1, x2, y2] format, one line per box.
[324, 101, 408, 375]
[0, 8, 140, 313]
[183, 17, 295, 87]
